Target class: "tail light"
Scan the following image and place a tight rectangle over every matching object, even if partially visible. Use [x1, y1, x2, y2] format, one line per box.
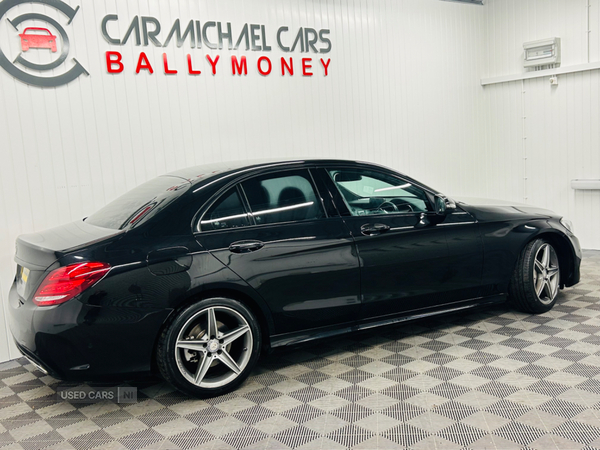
[33, 262, 111, 306]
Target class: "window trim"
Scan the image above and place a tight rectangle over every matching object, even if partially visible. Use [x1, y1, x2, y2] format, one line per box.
[324, 166, 435, 218]
[197, 185, 253, 233]
[194, 167, 329, 234]
[238, 169, 327, 226]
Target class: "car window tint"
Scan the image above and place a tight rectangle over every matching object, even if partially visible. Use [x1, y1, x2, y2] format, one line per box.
[85, 176, 189, 230]
[328, 168, 431, 216]
[242, 170, 325, 225]
[200, 188, 250, 231]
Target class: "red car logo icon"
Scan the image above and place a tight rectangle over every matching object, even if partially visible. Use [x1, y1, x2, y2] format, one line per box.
[19, 27, 57, 52]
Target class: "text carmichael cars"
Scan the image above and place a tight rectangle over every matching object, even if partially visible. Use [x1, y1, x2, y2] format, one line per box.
[9, 159, 581, 397]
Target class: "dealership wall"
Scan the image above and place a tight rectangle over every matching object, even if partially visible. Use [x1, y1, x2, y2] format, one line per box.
[0, 0, 487, 362]
[2, 0, 600, 364]
[482, 0, 600, 249]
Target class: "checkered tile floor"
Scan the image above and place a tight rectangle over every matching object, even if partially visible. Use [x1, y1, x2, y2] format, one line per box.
[1, 251, 600, 450]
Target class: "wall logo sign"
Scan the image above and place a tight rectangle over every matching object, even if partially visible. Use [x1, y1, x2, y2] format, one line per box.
[0, 0, 87, 87]
[102, 16, 332, 78]
[0, 2, 331, 86]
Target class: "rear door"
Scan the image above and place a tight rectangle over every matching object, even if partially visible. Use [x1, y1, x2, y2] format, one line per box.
[193, 168, 361, 336]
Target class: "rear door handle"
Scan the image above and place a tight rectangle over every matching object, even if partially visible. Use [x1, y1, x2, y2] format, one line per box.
[229, 240, 264, 253]
[360, 223, 390, 236]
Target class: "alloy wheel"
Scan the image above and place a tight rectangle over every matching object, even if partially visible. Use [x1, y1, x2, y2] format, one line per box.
[174, 306, 253, 388]
[533, 243, 560, 304]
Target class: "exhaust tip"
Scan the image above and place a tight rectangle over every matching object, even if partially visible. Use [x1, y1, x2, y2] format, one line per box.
[23, 355, 49, 375]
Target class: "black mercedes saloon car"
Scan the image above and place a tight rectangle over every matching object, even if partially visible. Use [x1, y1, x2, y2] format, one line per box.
[9, 159, 581, 397]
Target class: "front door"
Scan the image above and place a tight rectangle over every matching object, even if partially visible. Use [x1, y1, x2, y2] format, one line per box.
[318, 166, 481, 321]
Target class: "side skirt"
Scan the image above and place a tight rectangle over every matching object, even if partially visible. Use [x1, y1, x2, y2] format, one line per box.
[270, 294, 507, 348]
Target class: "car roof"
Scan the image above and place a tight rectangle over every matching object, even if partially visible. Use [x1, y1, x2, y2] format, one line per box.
[161, 157, 440, 195]
[163, 158, 388, 185]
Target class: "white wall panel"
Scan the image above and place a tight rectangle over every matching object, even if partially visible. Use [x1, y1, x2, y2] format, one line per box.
[483, 0, 600, 250]
[2, 0, 598, 366]
[0, 0, 487, 362]
[484, 0, 588, 77]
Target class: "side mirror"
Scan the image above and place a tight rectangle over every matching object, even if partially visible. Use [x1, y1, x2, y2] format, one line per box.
[434, 194, 456, 216]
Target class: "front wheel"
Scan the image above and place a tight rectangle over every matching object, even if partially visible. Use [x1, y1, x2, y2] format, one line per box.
[157, 298, 261, 397]
[509, 239, 561, 313]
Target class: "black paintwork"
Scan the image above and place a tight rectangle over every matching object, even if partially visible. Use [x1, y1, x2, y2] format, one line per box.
[7, 159, 582, 380]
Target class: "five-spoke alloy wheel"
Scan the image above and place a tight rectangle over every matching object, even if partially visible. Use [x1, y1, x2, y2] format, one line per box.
[532, 242, 560, 305]
[157, 298, 261, 397]
[510, 239, 561, 313]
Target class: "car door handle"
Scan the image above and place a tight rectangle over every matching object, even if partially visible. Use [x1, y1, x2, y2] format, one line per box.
[415, 212, 431, 229]
[360, 223, 390, 236]
[229, 240, 265, 253]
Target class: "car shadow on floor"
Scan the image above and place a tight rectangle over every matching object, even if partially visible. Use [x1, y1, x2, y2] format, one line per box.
[124, 296, 551, 397]
[8, 288, 581, 403]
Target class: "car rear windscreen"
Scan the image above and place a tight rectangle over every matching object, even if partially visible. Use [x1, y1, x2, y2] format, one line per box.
[85, 176, 190, 230]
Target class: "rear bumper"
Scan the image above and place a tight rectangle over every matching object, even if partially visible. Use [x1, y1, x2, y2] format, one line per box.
[8, 283, 171, 381]
[14, 341, 53, 377]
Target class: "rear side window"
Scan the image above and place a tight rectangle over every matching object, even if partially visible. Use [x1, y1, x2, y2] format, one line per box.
[200, 188, 250, 231]
[85, 176, 189, 230]
[241, 170, 325, 225]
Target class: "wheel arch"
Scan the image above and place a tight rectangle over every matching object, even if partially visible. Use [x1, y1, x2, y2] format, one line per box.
[517, 229, 576, 288]
[150, 286, 274, 375]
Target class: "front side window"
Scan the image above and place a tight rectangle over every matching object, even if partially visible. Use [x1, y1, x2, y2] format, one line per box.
[328, 168, 431, 216]
[200, 187, 250, 231]
[241, 170, 325, 225]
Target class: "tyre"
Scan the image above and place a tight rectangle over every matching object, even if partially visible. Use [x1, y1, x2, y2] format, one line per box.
[157, 297, 261, 397]
[509, 239, 561, 313]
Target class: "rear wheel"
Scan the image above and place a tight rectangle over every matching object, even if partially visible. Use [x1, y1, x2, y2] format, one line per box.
[509, 239, 560, 313]
[157, 298, 261, 397]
